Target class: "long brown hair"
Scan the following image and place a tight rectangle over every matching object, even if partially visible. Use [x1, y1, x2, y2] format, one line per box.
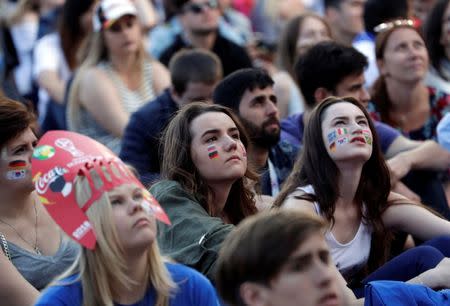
[274, 96, 392, 272]
[58, 0, 95, 70]
[371, 23, 425, 126]
[160, 102, 258, 225]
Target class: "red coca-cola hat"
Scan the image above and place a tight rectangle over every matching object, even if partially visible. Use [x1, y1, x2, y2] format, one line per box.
[32, 131, 170, 249]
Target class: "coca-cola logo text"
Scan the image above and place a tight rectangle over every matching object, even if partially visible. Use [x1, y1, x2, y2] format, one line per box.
[35, 166, 69, 194]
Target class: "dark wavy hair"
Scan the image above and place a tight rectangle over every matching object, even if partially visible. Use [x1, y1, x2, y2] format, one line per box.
[424, 0, 450, 80]
[160, 102, 258, 225]
[58, 0, 95, 69]
[274, 96, 392, 274]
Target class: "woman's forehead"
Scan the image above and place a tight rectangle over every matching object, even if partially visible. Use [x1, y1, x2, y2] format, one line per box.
[322, 102, 365, 121]
[190, 112, 236, 137]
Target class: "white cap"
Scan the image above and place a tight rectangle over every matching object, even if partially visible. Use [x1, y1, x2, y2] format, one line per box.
[92, 0, 137, 32]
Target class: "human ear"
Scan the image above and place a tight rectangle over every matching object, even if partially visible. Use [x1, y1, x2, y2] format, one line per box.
[324, 6, 339, 22]
[314, 87, 331, 104]
[240, 282, 271, 306]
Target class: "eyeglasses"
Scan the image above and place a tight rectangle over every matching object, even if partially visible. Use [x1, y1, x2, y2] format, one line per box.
[373, 19, 415, 34]
[182, 0, 218, 14]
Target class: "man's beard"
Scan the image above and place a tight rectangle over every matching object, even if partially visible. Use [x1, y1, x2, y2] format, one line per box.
[241, 116, 281, 149]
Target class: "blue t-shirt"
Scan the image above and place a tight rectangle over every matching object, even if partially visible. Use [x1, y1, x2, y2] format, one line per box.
[35, 263, 219, 306]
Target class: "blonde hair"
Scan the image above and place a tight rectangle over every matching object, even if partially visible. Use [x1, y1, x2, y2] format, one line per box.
[67, 27, 149, 131]
[54, 168, 175, 306]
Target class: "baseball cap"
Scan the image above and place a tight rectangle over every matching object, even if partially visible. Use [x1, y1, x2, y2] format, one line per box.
[93, 0, 137, 32]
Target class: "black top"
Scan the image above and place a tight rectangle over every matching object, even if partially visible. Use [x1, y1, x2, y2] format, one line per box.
[120, 89, 179, 185]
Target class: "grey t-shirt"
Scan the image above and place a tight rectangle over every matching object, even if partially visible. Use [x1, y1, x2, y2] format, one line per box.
[2, 235, 79, 290]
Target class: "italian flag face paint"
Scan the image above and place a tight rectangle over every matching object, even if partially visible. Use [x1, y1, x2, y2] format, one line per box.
[336, 128, 348, 135]
[207, 145, 219, 159]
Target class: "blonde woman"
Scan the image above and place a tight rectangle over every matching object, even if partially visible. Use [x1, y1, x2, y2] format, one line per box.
[33, 131, 219, 306]
[67, 0, 170, 154]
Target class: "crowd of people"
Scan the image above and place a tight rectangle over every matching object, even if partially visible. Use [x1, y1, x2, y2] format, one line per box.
[1, 0, 450, 305]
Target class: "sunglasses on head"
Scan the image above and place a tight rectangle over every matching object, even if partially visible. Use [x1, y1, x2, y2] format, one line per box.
[182, 0, 218, 14]
[373, 19, 415, 34]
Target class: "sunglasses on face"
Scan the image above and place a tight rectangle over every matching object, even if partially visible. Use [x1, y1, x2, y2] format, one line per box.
[182, 0, 218, 14]
[373, 19, 415, 34]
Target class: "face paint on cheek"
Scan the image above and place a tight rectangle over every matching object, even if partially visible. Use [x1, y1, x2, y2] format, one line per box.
[329, 142, 336, 152]
[142, 191, 164, 215]
[327, 131, 337, 143]
[362, 129, 373, 145]
[140, 200, 153, 215]
[336, 128, 348, 136]
[207, 144, 219, 159]
[326, 128, 350, 151]
[6, 160, 28, 180]
[336, 137, 349, 146]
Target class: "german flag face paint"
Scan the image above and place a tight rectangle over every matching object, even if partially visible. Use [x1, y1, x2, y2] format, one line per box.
[6, 160, 28, 180]
[207, 144, 219, 159]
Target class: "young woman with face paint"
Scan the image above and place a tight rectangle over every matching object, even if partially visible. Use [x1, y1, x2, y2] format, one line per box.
[33, 131, 219, 306]
[274, 96, 450, 298]
[0, 97, 78, 305]
[150, 102, 258, 281]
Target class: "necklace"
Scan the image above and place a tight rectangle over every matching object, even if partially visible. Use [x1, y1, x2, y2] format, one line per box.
[0, 202, 41, 255]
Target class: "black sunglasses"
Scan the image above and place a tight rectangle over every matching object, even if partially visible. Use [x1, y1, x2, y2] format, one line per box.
[182, 0, 218, 14]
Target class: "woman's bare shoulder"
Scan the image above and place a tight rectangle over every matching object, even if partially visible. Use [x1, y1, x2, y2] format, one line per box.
[280, 189, 316, 213]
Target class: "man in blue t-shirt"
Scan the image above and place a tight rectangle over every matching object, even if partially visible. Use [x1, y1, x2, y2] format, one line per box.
[282, 41, 450, 220]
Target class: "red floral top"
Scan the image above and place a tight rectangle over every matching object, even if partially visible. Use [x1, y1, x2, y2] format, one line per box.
[368, 87, 450, 141]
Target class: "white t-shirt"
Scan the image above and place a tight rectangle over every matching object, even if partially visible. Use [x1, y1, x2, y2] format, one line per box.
[33, 33, 71, 122]
[293, 185, 372, 280]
